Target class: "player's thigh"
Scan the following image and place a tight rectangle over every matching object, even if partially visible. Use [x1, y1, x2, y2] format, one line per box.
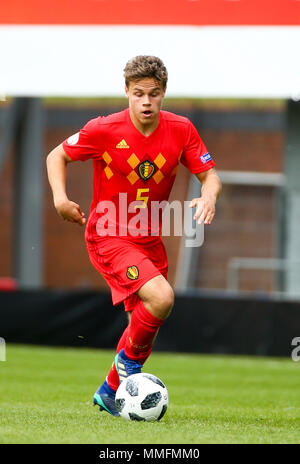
[137, 274, 174, 319]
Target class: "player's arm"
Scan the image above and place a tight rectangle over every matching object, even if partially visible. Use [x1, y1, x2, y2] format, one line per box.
[46, 143, 86, 226]
[189, 168, 222, 225]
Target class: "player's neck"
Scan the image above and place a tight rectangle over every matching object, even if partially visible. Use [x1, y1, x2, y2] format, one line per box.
[129, 109, 160, 137]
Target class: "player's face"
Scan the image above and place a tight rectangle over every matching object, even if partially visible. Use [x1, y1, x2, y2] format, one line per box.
[126, 78, 166, 132]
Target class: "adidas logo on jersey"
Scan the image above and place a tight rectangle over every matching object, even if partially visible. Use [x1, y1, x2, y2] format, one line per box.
[116, 139, 130, 149]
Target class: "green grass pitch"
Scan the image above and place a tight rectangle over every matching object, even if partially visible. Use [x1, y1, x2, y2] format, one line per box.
[0, 344, 299, 444]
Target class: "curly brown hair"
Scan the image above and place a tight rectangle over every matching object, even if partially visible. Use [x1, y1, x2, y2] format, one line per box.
[124, 56, 168, 89]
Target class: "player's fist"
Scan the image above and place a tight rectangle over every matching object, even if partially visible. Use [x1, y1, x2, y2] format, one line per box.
[55, 199, 86, 226]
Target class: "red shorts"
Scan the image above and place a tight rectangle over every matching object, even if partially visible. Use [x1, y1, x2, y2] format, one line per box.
[87, 237, 168, 311]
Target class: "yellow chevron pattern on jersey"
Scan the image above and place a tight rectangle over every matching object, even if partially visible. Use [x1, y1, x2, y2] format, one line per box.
[116, 139, 130, 149]
[127, 153, 140, 169]
[153, 170, 164, 184]
[154, 153, 166, 169]
[152, 153, 166, 184]
[127, 170, 139, 185]
[102, 151, 114, 180]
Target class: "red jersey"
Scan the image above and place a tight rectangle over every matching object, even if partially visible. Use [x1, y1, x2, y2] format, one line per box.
[62, 108, 215, 243]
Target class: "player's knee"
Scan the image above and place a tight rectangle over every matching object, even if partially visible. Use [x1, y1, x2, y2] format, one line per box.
[151, 287, 174, 320]
[138, 276, 174, 320]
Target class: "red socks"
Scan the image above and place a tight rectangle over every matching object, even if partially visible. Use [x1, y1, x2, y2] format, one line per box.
[116, 326, 129, 353]
[124, 300, 164, 362]
[106, 301, 164, 391]
[106, 327, 129, 391]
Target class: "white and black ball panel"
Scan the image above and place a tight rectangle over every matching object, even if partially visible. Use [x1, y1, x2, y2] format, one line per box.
[157, 404, 168, 421]
[129, 413, 145, 421]
[141, 391, 162, 410]
[126, 377, 139, 396]
[115, 398, 126, 413]
[143, 373, 166, 389]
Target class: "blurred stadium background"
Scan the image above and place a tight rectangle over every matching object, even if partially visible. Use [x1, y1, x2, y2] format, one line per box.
[1, 0, 300, 357]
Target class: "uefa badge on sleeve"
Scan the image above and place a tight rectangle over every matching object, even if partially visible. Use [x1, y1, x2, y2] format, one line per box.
[200, 152, 212, 164]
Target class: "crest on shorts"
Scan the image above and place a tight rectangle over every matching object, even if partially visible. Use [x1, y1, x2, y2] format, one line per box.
[127, 266, 139, 280]
[138, 160, 155, 181]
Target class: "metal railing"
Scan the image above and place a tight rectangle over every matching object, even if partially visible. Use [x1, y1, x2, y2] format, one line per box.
[227, 257, 300, 297]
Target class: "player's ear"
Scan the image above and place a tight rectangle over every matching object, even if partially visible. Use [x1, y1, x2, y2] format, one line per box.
[125, 85, 129, 98]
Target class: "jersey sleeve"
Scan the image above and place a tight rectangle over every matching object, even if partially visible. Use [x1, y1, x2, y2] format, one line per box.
[180, 120, 215, 173]
[62, 117, 102, 162]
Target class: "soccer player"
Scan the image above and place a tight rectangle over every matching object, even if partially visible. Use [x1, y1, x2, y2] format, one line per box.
[46, 56, 222, 416]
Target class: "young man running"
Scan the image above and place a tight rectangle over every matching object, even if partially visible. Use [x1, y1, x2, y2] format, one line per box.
[46, 56, 222, 416]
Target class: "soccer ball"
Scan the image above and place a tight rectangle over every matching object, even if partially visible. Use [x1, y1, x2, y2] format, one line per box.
[115, 373, 169, 421]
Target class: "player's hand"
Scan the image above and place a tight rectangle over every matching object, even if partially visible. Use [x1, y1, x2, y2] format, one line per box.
[189, 195, 216, 225]
[55, 199, 86, 226]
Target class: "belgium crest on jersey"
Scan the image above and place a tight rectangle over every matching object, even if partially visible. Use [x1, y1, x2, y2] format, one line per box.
[138, 160, 155, 181]
[127, 266, 139, 280]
